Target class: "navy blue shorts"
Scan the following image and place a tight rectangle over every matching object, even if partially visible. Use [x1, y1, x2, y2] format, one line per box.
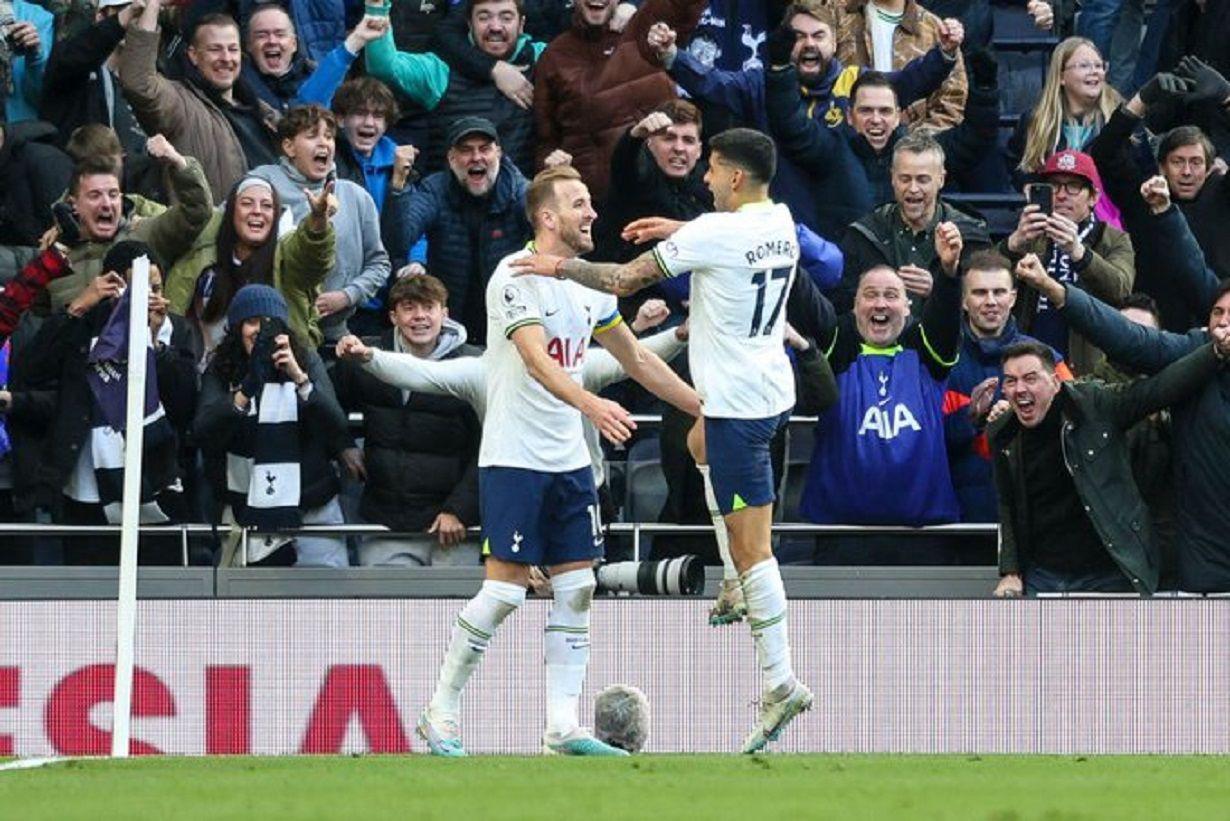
[480, 466, 604, 566]
[705, 411, 790, 515]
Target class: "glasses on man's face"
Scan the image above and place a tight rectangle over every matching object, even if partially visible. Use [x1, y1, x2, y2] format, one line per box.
[1051, 180, 1089, 196]
[1065, 60, 1106, 74]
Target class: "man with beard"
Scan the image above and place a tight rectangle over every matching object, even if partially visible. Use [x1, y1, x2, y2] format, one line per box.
[532, 0, 708, 204]
[1000, 149, 1134, 375]
[251, 104, 390, 344]
[359, 163, 699, 756]
[118, 0, 280, 204]
[239, 4, 367, 114]
[763, 32, 1000, 243]
[384, 116, 531, 345]
[646, 3, 960, 236]
[362, 0, 545, 176]
[988, 329, 1230, 597]
[838, 131, 992, 314]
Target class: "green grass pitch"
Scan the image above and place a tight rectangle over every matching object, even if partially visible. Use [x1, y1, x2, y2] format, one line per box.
[2, 754, 1227, 820]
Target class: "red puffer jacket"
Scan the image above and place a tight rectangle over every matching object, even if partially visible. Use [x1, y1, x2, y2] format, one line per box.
[533, 0, 707, 203]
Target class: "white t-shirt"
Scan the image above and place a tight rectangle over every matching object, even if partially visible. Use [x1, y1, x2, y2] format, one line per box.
[652, 201, 799, 420]
[480, 248, 622, 472]
[868, 3, 903, 72]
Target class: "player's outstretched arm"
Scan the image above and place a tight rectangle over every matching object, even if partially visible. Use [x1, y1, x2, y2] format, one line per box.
[509, 249, 667, 298]
[594, 322, 701, 417]
[509, 324, 638, 444]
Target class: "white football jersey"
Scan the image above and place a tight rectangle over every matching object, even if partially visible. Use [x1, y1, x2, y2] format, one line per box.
[480, 248, 622, 472]
[653, 201, 799, 419]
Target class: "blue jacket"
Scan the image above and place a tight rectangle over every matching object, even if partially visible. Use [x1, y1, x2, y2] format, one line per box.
[386, 157, 531, 345]
[4, 0, 54, 123]
[240, 43, 355, 113]
[241, 0, 347, 64]
[944, 319, 1065, 523]
[670, 46, 954, 238]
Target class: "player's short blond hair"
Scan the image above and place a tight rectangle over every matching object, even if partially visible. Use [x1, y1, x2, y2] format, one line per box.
[525, 165, 584, 229]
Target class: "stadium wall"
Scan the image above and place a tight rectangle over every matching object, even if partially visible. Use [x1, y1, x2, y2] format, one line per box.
[2, 599, 1227, 756]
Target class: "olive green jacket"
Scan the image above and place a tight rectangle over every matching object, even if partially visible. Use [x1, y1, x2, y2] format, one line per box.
[164, 210, 335, 347]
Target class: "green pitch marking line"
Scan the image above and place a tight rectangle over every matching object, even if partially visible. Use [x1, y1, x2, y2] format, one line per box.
[1, 755, 1228, 820]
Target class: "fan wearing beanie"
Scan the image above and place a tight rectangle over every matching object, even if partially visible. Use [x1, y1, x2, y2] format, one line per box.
[194, 284, 352, 566]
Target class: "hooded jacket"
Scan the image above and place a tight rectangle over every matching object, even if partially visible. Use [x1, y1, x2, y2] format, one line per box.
[251, 159, 391, 340]
[330, 320, 482, 532]
[531, 0, 708, 203]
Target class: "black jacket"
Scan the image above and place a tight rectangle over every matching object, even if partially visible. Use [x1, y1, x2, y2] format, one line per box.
[594, 128, 713, 265]
[1088, 105, 1230, 330]
[838, 199, 992, 313]
[0, 121, 72, 252]
[990, 342, 1223, 595]
[194, 347, 348, 517]
[330, 326, 482, 532]
[40, 15, 147, 155]
[765, 62, 1000, 241]
[19, 305, 197, 515]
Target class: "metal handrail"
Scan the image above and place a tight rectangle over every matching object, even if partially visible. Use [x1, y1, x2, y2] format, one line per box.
[0, 521, 997, 565]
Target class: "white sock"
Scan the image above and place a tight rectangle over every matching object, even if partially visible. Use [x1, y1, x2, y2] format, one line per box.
[429, 579, 525, 720]
[544, 567, 596, 737]
[697, 464, 738, 582]
[742, 558, 795, 693]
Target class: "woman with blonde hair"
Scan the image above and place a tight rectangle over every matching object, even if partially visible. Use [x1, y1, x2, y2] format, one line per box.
[1007, 38, 1122, 195]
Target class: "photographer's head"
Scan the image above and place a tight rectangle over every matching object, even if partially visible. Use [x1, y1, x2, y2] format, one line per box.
[388, 274, 449, 357]
[101, 240, 165, 291]
[594, 684, 649, 753]
[1039, 150, 1099, 224]
[227, 284, 290, 354]
[69, 156, 124, 242]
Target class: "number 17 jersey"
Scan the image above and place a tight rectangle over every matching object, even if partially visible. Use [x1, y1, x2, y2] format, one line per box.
[652, 201, 799, 419]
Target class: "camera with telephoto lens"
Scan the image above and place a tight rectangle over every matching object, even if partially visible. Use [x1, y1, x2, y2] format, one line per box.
[250, 316, 291, 381]
[595, 555, 704, 596]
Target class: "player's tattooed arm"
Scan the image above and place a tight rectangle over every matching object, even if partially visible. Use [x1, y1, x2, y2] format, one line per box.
[511, 250, 665, 297]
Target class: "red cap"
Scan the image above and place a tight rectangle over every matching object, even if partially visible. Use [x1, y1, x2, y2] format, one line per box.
[1040, 149, 1102, 189]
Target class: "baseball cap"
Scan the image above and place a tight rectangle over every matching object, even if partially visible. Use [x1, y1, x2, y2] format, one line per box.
[1039, 150, 1101, 189]
[446, 116, 499, 148]
[97, 0, 134, 9]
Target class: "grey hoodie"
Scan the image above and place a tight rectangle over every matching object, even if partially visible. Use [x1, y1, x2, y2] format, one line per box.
[253, 159, 391, 341]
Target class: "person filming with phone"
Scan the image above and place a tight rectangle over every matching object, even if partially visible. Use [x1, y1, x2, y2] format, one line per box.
[1000, 149, 1134, 376]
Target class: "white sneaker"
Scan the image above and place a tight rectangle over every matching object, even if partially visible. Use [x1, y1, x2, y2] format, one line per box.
[740, 680, 814, 754]
[416, 708, 467, 757]
[708, 579, 748, 627]
[542, 727, 630, 756]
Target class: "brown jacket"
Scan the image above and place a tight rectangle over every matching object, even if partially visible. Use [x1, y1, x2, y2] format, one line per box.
[532, 0, 707, 203]
[117, 27, 275, 205]
[1001, 221, 1136, 376]
[836, 0, 967, 131]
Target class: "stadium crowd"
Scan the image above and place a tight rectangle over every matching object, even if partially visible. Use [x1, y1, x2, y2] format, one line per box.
[0, 0, 1228, 595]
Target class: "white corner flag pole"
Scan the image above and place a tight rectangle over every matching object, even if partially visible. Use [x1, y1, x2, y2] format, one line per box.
[111, 255, 150, 758]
